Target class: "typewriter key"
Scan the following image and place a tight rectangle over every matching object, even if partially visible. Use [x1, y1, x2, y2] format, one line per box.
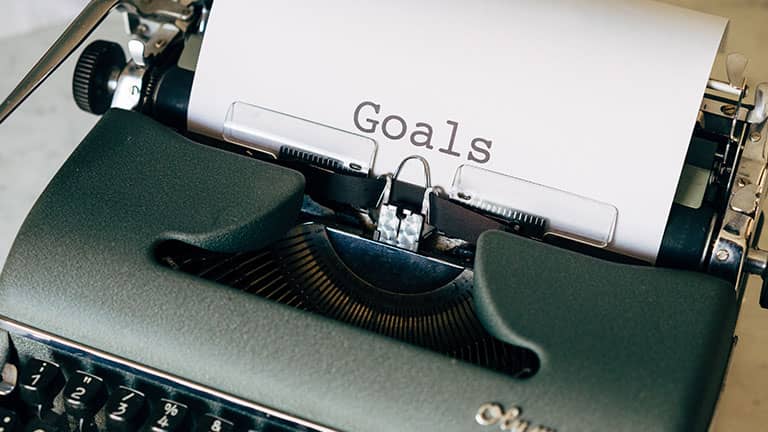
[149, 399, 188, 432]
[105, 387, 147, 432]
[194, 414, 233, 432]
[19, 359, 64, 409]
[63, 371, 107, 418]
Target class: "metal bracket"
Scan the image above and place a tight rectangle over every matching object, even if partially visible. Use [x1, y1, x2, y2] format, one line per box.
[703, 53, 768, 309]
[710, 115, 768, 291]
[374, 156, 434, 252]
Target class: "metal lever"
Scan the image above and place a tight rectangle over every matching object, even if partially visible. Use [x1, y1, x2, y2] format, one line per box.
[745, 249, 768, 308]
[707, 52, 749, 96]
[748, 82, 768, 125]
[0, 0, 195, 125]
[726, 52, 748, 88]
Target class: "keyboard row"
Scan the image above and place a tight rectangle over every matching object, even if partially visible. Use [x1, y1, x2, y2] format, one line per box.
[0, 354, 303, 432]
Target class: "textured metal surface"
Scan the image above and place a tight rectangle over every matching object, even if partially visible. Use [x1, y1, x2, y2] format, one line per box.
[474, 230, 738, 432]
[158, 223, 539, 378]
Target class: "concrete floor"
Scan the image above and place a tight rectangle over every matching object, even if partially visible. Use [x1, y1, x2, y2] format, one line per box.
[0, 2, 766, 431]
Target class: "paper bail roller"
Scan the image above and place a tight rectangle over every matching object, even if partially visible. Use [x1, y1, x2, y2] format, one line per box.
[223, 102, 377, 176]
[450, 165, 618, 249]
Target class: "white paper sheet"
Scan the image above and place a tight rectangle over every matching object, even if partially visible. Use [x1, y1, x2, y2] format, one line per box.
[187, 0, 727, 261]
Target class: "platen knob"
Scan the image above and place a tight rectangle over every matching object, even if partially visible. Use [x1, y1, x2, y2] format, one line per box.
[72, 40, 126, 115]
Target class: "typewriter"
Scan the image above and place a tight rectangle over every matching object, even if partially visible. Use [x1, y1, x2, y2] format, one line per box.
[0, 1, 766, 431]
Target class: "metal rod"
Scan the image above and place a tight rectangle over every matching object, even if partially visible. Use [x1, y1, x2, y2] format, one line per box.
[0, 0, 121, 125]
[707, 78, 743, 97]
[745, 248, 768, 276]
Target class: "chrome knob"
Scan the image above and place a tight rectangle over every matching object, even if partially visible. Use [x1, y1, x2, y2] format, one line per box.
[745, 248, 768, 308]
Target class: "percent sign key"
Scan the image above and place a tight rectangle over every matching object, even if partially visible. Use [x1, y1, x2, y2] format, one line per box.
[150, 399, 189, 432]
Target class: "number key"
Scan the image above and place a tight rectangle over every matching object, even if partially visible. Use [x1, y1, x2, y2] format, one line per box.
[194, 414, 233, 432]
[105, 387, 146, 432]
[149, 399, 188, 432]
[63, 371, 107, 418]
[19, 359, 64, 408]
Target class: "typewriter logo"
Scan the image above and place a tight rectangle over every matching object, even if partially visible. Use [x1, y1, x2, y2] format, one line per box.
[475, 403, 556, 432]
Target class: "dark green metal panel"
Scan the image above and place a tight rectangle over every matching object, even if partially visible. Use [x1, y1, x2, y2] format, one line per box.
[475, 230, 738, 432]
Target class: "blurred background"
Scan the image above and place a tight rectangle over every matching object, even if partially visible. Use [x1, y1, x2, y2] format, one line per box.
[0, 0, 90, 40]
[0, 1, 766, 430]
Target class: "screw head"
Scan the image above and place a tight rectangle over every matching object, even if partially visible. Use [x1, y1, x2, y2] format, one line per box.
[721, 105, 738, 116]
[751, 131, 762, 142]
[716, 249, 731, 262]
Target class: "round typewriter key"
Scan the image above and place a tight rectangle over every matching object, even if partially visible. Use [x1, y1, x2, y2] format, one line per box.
[105, 387, 147, 432]
[194, 414, 233, 432]
[149, 399, 188, 432]
[62, 371, 107, 418]
[19, 359, 64, 408]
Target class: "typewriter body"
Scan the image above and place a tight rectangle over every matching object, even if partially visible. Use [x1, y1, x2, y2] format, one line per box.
[0, 1, 767, 431]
